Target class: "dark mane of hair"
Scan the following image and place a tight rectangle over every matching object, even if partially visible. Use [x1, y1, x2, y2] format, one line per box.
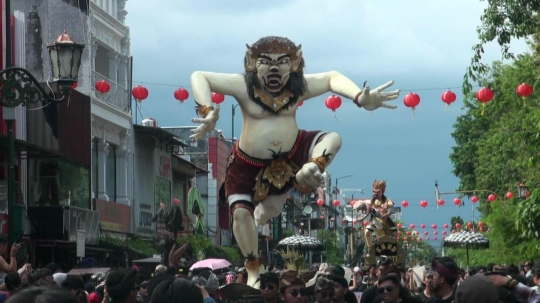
[244, 36, 307, 114]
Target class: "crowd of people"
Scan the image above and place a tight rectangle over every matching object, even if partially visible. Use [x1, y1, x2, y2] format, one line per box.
[0, 238, 539, 303]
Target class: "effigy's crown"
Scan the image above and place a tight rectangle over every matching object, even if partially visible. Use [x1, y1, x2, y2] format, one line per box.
[247, 37, 301, 61]
[373, 179, 387, 190]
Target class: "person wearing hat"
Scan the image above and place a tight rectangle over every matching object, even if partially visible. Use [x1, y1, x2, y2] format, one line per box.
[155, 265, 167, 276]
[176, 264, 189, 278]
[325, 265, 357, 303]
[258, 272, 281, 303]
[426, 257, 459, 303]
[279, 271, 307, 303]
[314, 275, 334, 303]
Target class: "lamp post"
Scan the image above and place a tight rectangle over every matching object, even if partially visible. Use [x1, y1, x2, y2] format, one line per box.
[517, 182, 528, 199]
[2, 3, 83, 247]
[351, 190, 363, 201]
[231, 103, 239, 141]
[334, 174, 356, 200]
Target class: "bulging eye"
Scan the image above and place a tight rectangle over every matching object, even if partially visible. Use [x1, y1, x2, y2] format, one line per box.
[280, 60, 288, 64]
[260, 60, 270, 65]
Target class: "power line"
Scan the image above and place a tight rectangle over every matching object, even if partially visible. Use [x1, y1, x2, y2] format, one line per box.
[131, 80, 478, 92]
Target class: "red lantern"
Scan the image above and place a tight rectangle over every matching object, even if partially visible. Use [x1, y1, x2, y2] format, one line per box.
[437, 199, 445, 206]
[71, 82, 78, 90]
[479, 226, 485, 232]
[478, 222, 485, 228]
[432, 224, 437, 229]
[211, 92, 225, 104]
[353, 220, 357, 225]
[298, 101, 304, 107]
[325, 94, 342, 112]
[433, 237, 438, 241]
[453, 197, 461, 206]
[441, 90, 457, 109]
[467, 222, 473, 228]
[173, 198, 180, 205]
[423, 231, 428, 235]
[95, 80, 111, 94]
[406, 231, 411, 236]
[317, 199, 324, 206]
[488, 194, 496, 202]
[333, 200, 340, 207]
[403, 92, 420, 118]
[420, 200, 428, 208]
[420, 224, 426, 229]
[418, 237, 422, 242]
[425, 237, 429, 240]
[455, 223, 461, 229]
[397, 223, 403, 229]
[174, 88, 189, 103]
[443, 223, 449, 229]
[516, 83, 533, 99]
[403, 237, 408, 242]
[409, 224, 416, 229]
[363, 221, 369, 227]
[471, 196, 479, 203]
[476, 87, 494, 115]
[506, 191, 514, 199]
[442, 230, 447, 235]
[401, 201, 409, 208]
[132, 85, 149, 103]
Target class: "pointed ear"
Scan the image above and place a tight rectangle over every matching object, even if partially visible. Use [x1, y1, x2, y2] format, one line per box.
[244, 45, 256, 72]
[291, 49, 303, 72]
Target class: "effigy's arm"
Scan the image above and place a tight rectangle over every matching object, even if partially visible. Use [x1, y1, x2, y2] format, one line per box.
[303, 71, 363, 101]
[190, 72, 246, 107]
[303, 72, 399, 111]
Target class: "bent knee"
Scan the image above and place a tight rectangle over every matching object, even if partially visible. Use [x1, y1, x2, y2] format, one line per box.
[231, 202, 254, 221]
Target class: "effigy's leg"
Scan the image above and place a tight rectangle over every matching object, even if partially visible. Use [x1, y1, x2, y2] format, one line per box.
[310, 132, 341, 162]
[296, 132, 342, 187]
[230, 195, 265, 288]
[254, 193, 288, 227]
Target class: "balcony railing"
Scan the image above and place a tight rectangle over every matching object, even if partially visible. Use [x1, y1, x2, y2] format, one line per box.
[91, 70, 131, 115]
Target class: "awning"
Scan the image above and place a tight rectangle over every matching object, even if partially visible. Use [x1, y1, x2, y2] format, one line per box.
[134, 124, 189, 152]
[173, 154, 208, 175]
[67, 267, 111, 276]
[0, 136, 63, 159]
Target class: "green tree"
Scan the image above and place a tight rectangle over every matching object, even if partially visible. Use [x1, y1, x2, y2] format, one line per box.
[317, 230, 345, 265]
[464, 0, 540, 95]
[450, 38, 540, 261]
[450, 216, 464, 230]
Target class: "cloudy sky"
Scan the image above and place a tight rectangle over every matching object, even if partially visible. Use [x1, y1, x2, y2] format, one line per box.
[126, 0, 527, 249]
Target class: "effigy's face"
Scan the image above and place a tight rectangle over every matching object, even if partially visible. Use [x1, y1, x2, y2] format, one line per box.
[372, 188, 383, 199]
[256, 53, 291, 93]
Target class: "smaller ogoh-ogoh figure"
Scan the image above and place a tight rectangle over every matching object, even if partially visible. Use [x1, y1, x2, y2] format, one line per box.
[364, 180, 398, 250]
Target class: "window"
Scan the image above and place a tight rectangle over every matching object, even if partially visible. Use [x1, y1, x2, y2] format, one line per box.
[106, 144, 116, 201]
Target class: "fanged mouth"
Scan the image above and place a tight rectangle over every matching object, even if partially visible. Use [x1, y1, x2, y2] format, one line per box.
[259, 72, 288, 90]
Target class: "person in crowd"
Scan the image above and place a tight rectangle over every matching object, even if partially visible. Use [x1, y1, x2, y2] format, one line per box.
[258, 272, 281, 303]
[52, 273, 67, 287]
[150, 277, 216, 303]
[454, 274, 499, 303]
[105, 268, 140, 303]
[314, 275, 334, 303]
[376, 275, 417, 303]
[279, 271, 306, 303]
[0, 272, 21, 303]
[45, 262, 62, 274]
[31, 268, 53, 286]
[136, 281, 149, 303]
[0, 237, 19, 286]
[426, 257, 460, 303]
[523, 262, 534, 278]
[155, 265, 167, 276]
[361, 263, 401, 303]
[235, 267, 247, 284]
[5, 287, 79, 303]
[414, 270, 434, 303]
[88, 272, 107, 303]
[61, 275, 86, 302]
[192, 270, 222, 303]
[324, 265, 357, 303]
[530, 267, 540, 291]
[366, 265, 378, 287]
[350, 267, 365, 292]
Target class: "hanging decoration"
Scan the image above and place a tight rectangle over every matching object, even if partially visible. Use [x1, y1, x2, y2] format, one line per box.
[401, 201, 409, 208]
[506, 191, 514, 199]
[453, 197, 462, 207]
[132, 85, 149, 103]
[174, 88, 189, 103]
[95, 80, 111, 94]
[471, 196, 479, 203]
[298, 101, 304, 107]
[397, 223, 403, 229]
[443, 223, 449, 229]
[409, 224, 416, 229]
[419, 200, 428, 208]
[516, 83, 533, 101]
[333, 200, 340, 207]
[432, 224, 437, 229]
[316, 199, 324, 206]
[325, 94, 342, 122]
[403, 92, 420, 119]
[441, 90, 457, 110]
[476, 87, 494, 115]
[455, 223, 461, 229]
[420, 224, 426, 229]
[437, 199, 445, 207]
[211, 92, 225, 104]
[487, 194, 496, 202]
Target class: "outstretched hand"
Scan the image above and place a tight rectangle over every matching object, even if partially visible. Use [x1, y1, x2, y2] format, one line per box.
[357, 81, 400, 111]
[168, 243, 188, 267]
[190, 106, 220, 141]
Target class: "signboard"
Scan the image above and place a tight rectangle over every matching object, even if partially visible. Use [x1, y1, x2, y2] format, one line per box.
[95, 199, 132, 233]
[136, 203, 155, 238]
[64, 207, 100, 244]
[160, 155, 171, 178]
[76, 230, 85, 258]
[366, 235, 405, 266]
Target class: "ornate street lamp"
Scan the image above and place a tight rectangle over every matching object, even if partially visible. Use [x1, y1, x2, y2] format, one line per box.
[329, 217, 336, 230]
[1, 24, 84, 247]
[517, 182, 528, 199]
